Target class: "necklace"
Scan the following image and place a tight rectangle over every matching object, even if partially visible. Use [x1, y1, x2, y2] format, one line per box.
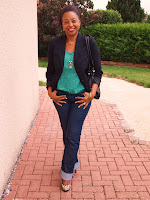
[68, 52, 74, 68]
[67, 41, 75, 45]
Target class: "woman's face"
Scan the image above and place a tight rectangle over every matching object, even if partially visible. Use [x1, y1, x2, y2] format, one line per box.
[62, 11, 81, 37]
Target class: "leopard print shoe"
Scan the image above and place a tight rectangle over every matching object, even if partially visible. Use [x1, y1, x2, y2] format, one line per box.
[61, 183, 71, 192]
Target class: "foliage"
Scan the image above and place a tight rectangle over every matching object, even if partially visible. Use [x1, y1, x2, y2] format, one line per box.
[80, 23, 150, 64]
[82, 10, 102, 28]
[145, 15, 150, 23]
[106, 0, 146, 23]
[100, 9, 123, 24]
[83, 9, 122, 26]
[38, 0, 94, 57]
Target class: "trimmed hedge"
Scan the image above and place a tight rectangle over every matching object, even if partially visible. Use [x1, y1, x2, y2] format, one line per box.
[80, 23, 150, 64]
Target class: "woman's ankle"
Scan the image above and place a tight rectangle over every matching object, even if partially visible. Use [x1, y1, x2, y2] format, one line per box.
[62, 179, 71, 185]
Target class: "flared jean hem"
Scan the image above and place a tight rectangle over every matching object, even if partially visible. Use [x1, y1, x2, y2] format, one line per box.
[59, 161, 80, 181]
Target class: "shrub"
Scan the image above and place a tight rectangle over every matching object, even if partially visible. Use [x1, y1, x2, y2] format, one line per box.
[80, 23, 150, 64]
[100, 9, 123, 24]
[82, 10, 102, 28]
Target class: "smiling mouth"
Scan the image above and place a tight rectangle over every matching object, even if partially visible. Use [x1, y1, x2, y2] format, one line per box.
[68, 28, 75, 32]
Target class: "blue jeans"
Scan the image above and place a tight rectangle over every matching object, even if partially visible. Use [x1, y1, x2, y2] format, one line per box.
[53, 89, 91, 181]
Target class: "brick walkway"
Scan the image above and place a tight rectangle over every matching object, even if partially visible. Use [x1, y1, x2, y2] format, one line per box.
[3, 86, 150, 200]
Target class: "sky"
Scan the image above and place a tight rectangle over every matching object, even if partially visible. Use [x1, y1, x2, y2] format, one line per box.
[92, 0, 150, 14]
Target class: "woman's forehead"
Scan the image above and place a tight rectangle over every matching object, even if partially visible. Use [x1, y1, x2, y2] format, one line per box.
[62, 11, 79, 20]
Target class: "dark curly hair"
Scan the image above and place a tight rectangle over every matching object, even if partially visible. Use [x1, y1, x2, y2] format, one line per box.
[58, 5, 81, 28]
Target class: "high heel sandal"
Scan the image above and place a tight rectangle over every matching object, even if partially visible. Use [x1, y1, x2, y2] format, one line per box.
[61, 183, 71, 192]
[61, 170, 77, 192]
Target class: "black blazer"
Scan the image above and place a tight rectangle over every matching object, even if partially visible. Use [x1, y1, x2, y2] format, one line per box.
[46, 33, 103, 92]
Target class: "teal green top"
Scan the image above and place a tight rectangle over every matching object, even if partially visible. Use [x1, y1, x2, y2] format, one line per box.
[57, 51, 85, 94]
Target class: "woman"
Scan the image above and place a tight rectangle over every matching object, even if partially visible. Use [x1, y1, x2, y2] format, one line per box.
[46, 5, 103, 192]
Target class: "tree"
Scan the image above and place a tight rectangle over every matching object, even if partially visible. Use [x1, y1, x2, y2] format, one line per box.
[38, 0, 94, 57]
[106, 0, 146, 23]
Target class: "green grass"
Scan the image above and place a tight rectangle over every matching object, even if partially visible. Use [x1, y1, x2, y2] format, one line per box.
[39, 81, 46, 86]
[102, 65, 150, 88]
[38, 60, 150, 88]
[38, 60, 48, 68]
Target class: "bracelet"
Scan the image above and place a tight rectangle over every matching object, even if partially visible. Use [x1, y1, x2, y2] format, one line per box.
[89, 92, 93, 100]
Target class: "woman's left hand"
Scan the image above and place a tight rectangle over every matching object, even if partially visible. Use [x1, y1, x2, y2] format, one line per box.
[75, 92, 92, 109]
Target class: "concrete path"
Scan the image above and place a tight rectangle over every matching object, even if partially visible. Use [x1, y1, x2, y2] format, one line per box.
[101, 76, 150, 142]
[2, 86, 150, 200]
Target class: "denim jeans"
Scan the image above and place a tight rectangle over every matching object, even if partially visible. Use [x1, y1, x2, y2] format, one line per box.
[53, 89, 91, 181]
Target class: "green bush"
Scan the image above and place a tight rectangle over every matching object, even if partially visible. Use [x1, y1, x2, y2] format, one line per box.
[100, 9, 123, 24]
[80, 23, 150, 64]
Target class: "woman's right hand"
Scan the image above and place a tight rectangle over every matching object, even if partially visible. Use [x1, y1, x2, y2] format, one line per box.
[48, 89, 67, 106]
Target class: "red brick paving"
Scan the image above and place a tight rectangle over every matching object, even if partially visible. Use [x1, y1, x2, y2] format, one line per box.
[3, 86, 150, 200]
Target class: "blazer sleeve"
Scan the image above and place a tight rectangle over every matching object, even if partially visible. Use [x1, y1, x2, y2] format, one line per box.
[89, 37, 103, 86]
[46, 39, 55, 89]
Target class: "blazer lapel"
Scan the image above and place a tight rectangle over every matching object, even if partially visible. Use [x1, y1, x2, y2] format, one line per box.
[74, 33, 83, 68]
[58, 35, 66, 69]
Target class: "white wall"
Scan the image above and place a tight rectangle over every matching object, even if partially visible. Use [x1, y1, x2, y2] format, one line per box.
[0, 0, 39, 196]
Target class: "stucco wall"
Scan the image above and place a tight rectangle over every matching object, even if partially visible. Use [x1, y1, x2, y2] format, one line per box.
[0, 0, 39, 196]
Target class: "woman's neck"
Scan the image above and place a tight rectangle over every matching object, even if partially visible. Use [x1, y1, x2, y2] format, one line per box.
[66, 33, 78, 44]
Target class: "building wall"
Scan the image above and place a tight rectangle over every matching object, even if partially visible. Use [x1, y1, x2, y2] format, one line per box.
[0, 0, 39, 196]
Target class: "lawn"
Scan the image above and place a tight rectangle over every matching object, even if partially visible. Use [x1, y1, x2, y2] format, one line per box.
[38, 60, 48, 68]
[102, 65, 150, 88]
[38, 60, 150, 88]
[39, 80, 46, 86]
